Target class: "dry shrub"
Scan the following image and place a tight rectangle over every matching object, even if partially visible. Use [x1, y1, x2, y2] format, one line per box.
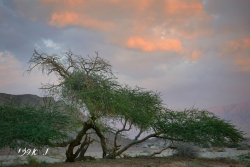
[236, 145, 250, 150]
[172, 142, 199, 158]
[26, 156, 40, 166]
[121, 152, 130, 158]
[214, 147, 226, 152]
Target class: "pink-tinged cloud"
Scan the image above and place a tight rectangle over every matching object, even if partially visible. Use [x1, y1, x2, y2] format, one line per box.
[126, 37, 182, 52]
[15, 0, 212, 57]
[49, 12, 115, 30]
[165, 0, 203, 16]
[0, 52, 59, 95]
[191, 50, 202, 61]
[180, 49, 203, 62]
[221, 38, 250, 72]
[235, 56, 250, 72]
[229, 38, 250, 51]
[41, 0, 86, 7]
[0, 52, 22, 85]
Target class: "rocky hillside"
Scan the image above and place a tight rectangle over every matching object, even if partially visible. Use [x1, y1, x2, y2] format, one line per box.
[0, 93, 55, 106]
[208, 101, 250, 137]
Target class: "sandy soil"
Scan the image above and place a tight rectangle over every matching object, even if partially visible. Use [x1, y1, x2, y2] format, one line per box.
[4, 157, 249, 167]
[1, 148, 250, 167]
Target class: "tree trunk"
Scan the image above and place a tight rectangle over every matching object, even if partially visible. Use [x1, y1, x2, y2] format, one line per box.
[91, 125, 109, 158]
[75, 137, 91, 161]
[65, 121, 93, 162]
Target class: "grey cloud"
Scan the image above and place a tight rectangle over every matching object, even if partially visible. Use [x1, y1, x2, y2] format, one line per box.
[203, 0, 250, 34]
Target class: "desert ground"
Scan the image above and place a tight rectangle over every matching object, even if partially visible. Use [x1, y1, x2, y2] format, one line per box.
[1, 147, 250, 167]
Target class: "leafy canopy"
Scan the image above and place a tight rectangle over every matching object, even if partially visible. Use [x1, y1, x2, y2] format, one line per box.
[0, 99, 80, 150]
[154, 108, 245, 146]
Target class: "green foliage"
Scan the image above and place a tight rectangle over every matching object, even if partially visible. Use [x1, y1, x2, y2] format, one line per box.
[62, 70, 162, 130]
[0, 99, 79, 150]
[115, 86, 163, 130]
[155, 108, 245, 146]
[237, 152, 250, 161]
[201, 143, 210, 148]
[62, 71, 120, 118]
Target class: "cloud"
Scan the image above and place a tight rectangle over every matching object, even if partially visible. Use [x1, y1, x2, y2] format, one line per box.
[203, 0, 250, 34]
[228, 38, 250, 51]
[126, 37, 182, 52]
[0, 51, 22, 85]
[191, 50, 203, 61]
[219, 38, 250, 73]
[0, 51, 57, 95]
[42, 39, 60, 49]
[165, 0, 203, 16]
[1, 0, 250, 110]
[235, 56, 250, 72]
[12, 0, 212, 57]
[49, 12, 116, 31]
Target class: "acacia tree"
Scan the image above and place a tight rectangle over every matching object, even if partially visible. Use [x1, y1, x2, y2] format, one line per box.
[26, 49, 245, 162]
[26, 49, 122, 162]
[0, 98, 79, 152]
[99, 99, 246, 159]
[101, 85, 164, 159]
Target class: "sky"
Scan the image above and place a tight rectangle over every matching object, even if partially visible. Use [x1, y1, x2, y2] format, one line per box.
[0, 0, 250, 110]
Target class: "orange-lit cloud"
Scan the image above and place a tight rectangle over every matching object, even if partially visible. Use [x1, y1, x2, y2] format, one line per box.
[165, 0, 203, 16]
[0, 52, 22, 85]
[0, 51, 59, 95]
[229, 38, 250, 51]
[235, 56, 250, 72]
[41, 0, 86, 7]
[221, 38, 250, 72]
[191, 50, 202, 61]
[16, 0, 212, 56]
[49, 12, 115, 30]
[180, 49, 203, 62]
[126, 37, 182, 52]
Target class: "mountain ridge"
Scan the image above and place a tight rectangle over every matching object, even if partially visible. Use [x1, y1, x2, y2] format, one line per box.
[207, 101, 250, 137]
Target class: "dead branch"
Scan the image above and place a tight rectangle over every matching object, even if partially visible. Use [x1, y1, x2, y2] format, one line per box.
[73, 135, 94, 159]
[150, 141, 171, 157]
[50, 139, 75, 147]
[114, 118, 132, 148]
[134, 129, 143, 141]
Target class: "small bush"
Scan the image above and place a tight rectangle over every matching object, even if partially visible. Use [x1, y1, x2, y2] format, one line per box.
[224, 142, 240, 148]
[211, 147, 226, 152]
[172, 142, 199, 158]
[201, 144, 210, 148]
[237, 146, 249, 150]
[26, 156, 40, 165]
[237, 152, 250, 162]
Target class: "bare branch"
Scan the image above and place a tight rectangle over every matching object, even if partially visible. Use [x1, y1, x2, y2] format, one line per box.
[106, 131, 163, 159]
[114, 118, 132, 148]
[73, 135, 94, 159]
[50, 139, 75, 147]
[150, 141, 171, 157]
[134, 129, 143, 141]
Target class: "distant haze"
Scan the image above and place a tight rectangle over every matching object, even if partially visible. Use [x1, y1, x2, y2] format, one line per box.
[1, 93, 249, 138]
[208, 101, 250, 137]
